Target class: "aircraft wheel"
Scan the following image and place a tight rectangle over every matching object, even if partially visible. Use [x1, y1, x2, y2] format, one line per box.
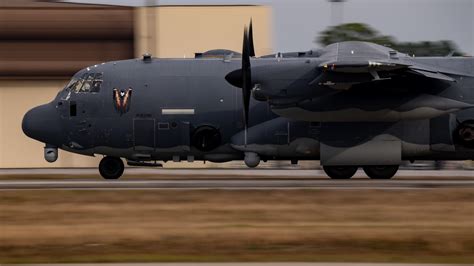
[99, 156, 124, 180]
[363, 165, 399, 179]
[323, 166, 358, 179]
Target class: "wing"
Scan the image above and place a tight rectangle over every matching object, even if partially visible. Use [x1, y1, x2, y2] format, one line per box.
[313, 42, 467, 90]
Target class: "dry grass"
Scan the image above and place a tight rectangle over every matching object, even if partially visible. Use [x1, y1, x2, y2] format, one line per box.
[0, 189, 473, 263]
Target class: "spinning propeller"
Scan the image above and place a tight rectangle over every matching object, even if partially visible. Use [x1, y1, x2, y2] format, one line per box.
[225, 20, 256, 144]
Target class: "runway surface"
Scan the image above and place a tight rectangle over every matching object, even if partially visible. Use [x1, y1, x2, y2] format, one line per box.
[1, 168, 473, 178]
[1, 178, 473, 190]
[2, 263, 466, 266]
[0, 169, 472, 190]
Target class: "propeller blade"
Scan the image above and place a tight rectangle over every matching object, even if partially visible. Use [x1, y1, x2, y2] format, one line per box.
[224, 21, 255, 144]
[242, 26, 252, 128]
[249, 19, 256, 57]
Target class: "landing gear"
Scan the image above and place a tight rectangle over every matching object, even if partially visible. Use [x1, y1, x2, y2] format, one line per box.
[323, 166, 358, 179]
[363, 165, 399, 179]
[99, 156, 124, 180]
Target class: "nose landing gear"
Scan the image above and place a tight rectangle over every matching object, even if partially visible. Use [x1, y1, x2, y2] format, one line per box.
[99, 156, 124, 180]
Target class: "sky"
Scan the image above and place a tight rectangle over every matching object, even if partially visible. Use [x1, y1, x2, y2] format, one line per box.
[272, 0, 474, 55]
[64, 0, 474, 55]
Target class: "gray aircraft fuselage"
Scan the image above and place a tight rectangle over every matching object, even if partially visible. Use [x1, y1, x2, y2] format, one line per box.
[22, 41, 474, 178]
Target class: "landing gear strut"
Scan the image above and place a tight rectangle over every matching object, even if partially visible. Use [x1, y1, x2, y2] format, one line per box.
[99, 156, 124, 180]
[363, 165, 399, 179]
[323, 166, 358, 179]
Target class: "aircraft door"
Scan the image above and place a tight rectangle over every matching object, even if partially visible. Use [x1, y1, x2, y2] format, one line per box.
[134, 119, 155, 151]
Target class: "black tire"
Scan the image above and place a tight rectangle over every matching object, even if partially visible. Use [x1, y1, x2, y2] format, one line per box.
[323, 166, 358, 179]
[99, 156, 124, 180]
[363, 165, 399, 179]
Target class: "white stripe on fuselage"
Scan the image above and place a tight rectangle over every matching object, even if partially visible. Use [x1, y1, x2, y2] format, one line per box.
[162, 108, 195, 115]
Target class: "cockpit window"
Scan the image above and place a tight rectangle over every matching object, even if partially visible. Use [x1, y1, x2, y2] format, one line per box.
[71, 72, 103, 93]
[91, 73, 103, 93]
[65, 78, 78, 90]
[80, 74, 94, 93]
[73, 78, 85, 93]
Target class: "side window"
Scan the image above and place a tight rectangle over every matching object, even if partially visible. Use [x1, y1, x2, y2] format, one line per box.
[91, 73, 103, 93]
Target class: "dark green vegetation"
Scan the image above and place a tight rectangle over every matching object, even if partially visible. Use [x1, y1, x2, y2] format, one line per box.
[317, 23, 463, 56]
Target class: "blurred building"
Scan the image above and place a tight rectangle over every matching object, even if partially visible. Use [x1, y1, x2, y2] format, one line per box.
[0, 0, 272, 168]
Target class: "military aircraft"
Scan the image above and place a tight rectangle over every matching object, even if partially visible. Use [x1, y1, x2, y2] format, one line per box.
[22, 21, 474, 179]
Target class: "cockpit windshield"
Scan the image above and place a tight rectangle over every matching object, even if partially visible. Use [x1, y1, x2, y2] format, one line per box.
[65, 78, 78, 90]
[65, 72, 103, 93]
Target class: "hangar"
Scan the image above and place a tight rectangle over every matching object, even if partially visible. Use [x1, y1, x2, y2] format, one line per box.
[0, 0, 272, 168]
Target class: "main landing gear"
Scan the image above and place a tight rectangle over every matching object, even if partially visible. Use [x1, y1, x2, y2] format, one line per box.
[322, 166, 358, 179]
[99, 156, 124, 179]
[323, 165, 399, 179]
[362, 165, 399, 179]
[96, 156, 399, 180]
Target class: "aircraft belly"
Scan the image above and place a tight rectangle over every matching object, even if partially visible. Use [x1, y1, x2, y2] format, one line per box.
[321, 140, 401, 166]
[272, 106, 460, 122]
[231, 138, 320, 158]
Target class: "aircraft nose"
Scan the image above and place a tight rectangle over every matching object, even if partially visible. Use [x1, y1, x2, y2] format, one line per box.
[22, 103, 62, 145]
